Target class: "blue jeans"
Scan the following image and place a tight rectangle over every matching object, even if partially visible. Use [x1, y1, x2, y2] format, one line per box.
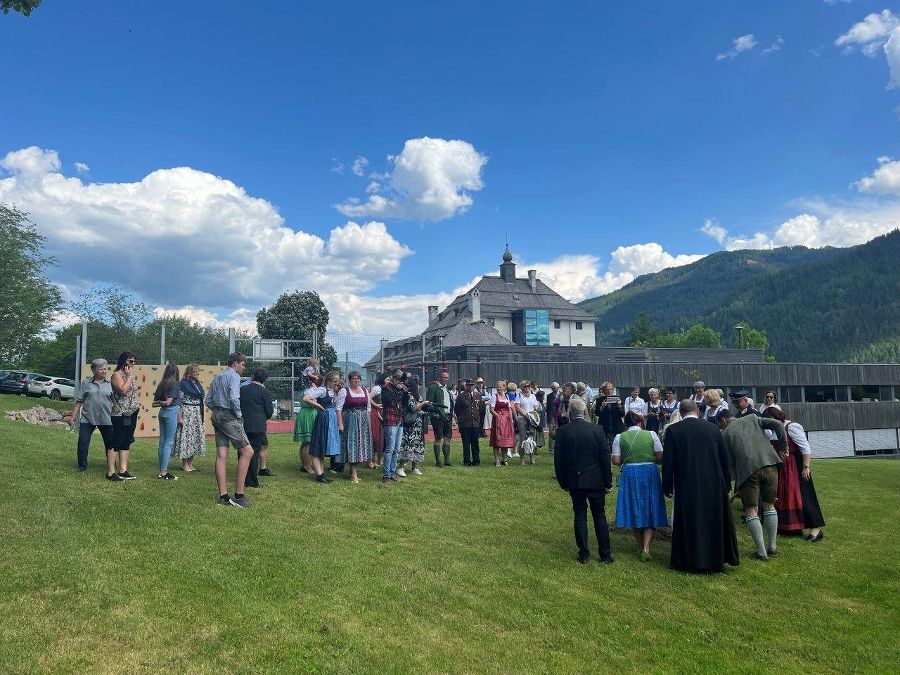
[157, 406, 180, 473]
[383, 424, 402, 478]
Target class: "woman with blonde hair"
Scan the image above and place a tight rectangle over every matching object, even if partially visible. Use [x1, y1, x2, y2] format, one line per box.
[702, 388, 728, 424]
[488, 379, 515, 466]
[173, 363, 206, 473]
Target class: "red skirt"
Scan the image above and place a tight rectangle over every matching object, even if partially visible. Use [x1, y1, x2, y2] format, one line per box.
[369, 408, 383, 454]
[776, 446, 804, 533]
[490, 408, 515, 448]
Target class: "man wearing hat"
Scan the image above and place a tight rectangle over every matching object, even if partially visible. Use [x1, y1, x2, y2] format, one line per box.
[454, 379, 483, 466]
[730, 389, 760, 418]
[71, 358, 116, 477]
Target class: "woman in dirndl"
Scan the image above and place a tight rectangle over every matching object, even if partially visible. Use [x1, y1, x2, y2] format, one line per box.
[336, 371, 373, 484]
[398, 376, 429, 476]
[308, 371, 341, 483]
[612, 411, 668, 561]
[763, 407, 826, 540]
[294, 369, 321, 474]
[488, 379, 515, 466]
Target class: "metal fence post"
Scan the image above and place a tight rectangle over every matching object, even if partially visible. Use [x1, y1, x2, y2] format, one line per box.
[312, 329, 319, 361]
[160, 321, 166, 365]
[380, 338, 386, 373]
[80, 320, 88, 365]
[228, 327, 236, 355]
[74, 335, 81, 381]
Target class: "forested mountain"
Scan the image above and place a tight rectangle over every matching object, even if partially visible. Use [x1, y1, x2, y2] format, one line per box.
[578, 230, 900, 362]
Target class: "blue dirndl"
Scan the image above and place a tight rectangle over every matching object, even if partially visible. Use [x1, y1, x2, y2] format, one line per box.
[615, 462, 669, 529]
[310, 392, 340, 458]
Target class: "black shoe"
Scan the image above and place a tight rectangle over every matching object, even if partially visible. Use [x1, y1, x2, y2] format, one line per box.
[767, 548, 779, 557]
[316, 474, 331, 484]
[218, 495, 231, 506]
[118, 471, 136, 480]
[157, 472, 178, 481]
[77, 466, 87, 472]
[443, 461, 453, 467]
[750, 551, 769, 562]
[578, 555, 590, 565]
[600, 556, 615, 565]
[229, 495, 251, 508]
[463, 461, 472, 466]
[806, 532, 824, 542]
[106, 473, 123, 482]
[246, 483, 262, 489]
[257, 468, 275, 477]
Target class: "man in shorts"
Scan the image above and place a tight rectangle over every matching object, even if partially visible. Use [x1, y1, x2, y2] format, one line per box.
[426, 369, 453, 467]
[206, 352, 254, 508]
[717, 409, 786, 561]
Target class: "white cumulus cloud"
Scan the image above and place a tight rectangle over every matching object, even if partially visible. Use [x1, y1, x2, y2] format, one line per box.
[854, 156, 900, 194]
[717, 34, 758, 61]
[836, 9, 899, 52]
[886, 27, 900, 87]
[74, 161, 90, 174]
[0, 146, 413, 313]
[335, 137, 488, 222]
[351, 155, 369, 177]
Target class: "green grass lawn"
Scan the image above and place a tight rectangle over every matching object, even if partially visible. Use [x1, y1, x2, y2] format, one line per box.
[1, 393, 898, 673]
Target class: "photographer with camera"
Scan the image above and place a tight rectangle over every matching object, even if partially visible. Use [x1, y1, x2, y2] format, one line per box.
[380, 369, 406, 484]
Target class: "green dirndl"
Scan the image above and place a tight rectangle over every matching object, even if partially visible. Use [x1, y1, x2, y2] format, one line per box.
[293, 402, 318, 443]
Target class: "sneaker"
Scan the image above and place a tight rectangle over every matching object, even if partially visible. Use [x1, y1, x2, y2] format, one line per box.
[396, 467, 407, 477]
[315, 474, 332, 484]
[106, 473, 123, 482]
[412, 468, 423, 475]
[157, 473, 178, 481]
[118, 471, 136, 480]
[257, 468, 275, 477]
[218, 495, 231, 506]
[229, 495, 251, 508]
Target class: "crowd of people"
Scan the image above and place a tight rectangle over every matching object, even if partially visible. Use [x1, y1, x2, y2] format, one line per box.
[71, 356, 826, 572]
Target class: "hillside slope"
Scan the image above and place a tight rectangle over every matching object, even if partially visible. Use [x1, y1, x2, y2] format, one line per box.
[578, 230, 900, 362]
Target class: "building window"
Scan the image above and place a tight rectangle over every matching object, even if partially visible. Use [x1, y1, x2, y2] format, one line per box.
[553, 343, 560, 346]
[575, 322, 583, 330]
[805, 386, 838, 403]
[851, 385, 881, 402]
[553, 320, 561, 329]
[576, 343, 582, 347]
[523, 309, 550, 346]
[781, 386, 803, 403]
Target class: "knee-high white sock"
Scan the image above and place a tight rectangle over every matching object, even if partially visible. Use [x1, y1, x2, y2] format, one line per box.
[746, 516, 767, 556]
[763, 509, 778, 551]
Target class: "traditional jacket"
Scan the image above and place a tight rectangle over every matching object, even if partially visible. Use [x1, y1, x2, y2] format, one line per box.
[426, 381, 453, 422]
[454, 389, 483, 428]
[723, 415, 786, 488]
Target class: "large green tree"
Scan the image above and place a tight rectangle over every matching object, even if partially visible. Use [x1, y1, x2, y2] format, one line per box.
[0, 205, 61, 366]
[257, 290, 337, 372]
[1, 0, 41, 16]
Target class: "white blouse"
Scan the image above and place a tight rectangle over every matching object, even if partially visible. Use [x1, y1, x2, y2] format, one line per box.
[611, 425, 663, 458]
[624, 396, 647, 416]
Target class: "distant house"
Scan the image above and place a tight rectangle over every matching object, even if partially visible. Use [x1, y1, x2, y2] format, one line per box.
[365, 247, 597, 373]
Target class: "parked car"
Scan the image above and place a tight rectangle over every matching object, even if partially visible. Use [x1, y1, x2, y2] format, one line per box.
[28, 375, 77, 401]
[0, 371, 42, 395]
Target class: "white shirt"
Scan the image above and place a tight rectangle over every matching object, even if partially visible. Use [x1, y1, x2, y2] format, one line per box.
[517, 393, 537, 416]
[624, 396, 647, 416]
[611, 425, 663, 458]
[787, 422, 812, 455]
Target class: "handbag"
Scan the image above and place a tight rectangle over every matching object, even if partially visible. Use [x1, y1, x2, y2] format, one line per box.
[403, 398, 420, 427]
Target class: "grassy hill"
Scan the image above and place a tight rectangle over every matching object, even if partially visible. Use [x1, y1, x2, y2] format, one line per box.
[579, 230, 900, 362]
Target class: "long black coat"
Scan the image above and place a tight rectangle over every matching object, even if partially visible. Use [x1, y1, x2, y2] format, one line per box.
[554, 418, 612, 492]
[240, 382, 274, 434]
[662, 417, 740, 573]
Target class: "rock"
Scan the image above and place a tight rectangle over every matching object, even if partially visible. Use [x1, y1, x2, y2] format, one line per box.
[45, 409, 63, 422]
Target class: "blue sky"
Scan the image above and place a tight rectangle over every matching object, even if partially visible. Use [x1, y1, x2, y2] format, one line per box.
[2, 1, 899, 336]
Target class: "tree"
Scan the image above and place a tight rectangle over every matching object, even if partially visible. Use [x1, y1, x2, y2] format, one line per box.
[72, 283, 153, 332]
[627, 312, 658, 347]
[257, 290, 337, 372]
[0, 205, 61, 366]
[1, 0, 41, 16]
[679, 324, 722, 349]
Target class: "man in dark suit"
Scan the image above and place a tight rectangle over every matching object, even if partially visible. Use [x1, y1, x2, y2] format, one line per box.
[240, 367, 275, 489]
[662, 399, 740, 573]
[553, 398, 614, 565]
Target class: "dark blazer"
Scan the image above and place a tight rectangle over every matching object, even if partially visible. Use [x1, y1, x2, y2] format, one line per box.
[554, 418, 612, 491]
[595, 396, 625, 435]
[240, 382, 274, 434]
[454, 389, 483, 428]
